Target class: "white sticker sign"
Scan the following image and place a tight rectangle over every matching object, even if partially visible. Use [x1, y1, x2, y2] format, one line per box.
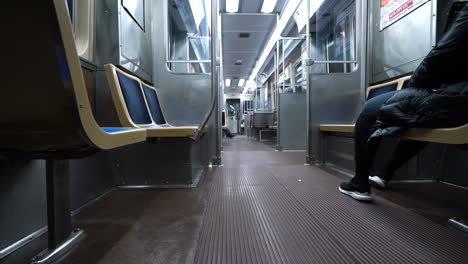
[380, 0, 430, 31]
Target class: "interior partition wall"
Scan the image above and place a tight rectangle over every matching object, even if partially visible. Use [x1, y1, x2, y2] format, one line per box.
[307, 0, 366, 166]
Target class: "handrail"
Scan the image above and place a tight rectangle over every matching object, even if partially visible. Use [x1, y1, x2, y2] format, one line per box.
[166, 60, 211, 63]
[192, 0, 218, 142]
[312, 60, 358, 64]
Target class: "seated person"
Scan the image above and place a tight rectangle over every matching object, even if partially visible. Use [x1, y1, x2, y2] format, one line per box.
[339, 3, 468, 202]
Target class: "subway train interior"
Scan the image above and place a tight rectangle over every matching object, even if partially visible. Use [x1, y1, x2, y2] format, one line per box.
[2, 0, 468, 263]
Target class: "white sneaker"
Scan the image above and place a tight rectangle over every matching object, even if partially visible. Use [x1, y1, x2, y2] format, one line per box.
[368, 176, 387, 189]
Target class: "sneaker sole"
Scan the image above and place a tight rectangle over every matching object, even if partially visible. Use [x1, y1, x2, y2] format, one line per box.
[368, 176, 387, 189]
[339, 187, 373, 202]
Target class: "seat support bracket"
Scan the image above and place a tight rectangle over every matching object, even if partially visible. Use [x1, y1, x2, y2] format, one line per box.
[31, 160, 84, 264]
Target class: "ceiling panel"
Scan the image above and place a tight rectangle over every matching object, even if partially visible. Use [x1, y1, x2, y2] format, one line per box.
[222, 14, 275, 32]
[223, 32, 269, 51]
[223, 52, 257, 66]
[220, 0, 288, 93]
[224, 65, 251, 77]
[220, 0, 287, 14]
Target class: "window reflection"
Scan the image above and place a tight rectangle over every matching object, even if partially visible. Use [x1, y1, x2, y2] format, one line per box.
[314, 0, 357, 74]
[167, 0, 212, 74]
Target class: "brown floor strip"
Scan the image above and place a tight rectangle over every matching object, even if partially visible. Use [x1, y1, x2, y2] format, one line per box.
[194, 136, 468, 264]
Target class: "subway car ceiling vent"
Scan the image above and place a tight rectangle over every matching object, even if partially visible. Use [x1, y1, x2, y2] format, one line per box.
[239, 33, 250, 38]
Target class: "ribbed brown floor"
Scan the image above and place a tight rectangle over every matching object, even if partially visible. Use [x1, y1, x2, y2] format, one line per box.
[194, 136, 468, 264]
[7, 136, 468, 264]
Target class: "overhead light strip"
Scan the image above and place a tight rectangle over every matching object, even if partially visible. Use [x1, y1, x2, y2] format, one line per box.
[261, 0, 278, 13]
[226, 0, 239, 13]
[225, 79, 231, 87]
[249, 0, 321, 83]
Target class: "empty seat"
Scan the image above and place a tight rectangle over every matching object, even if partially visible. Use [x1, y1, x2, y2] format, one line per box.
[105, 64, 198, 138]
[252, 112, 274, 128]
[0, 1, 147, 262]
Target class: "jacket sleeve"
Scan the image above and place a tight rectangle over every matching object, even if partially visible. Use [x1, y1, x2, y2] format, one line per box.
[410, 3, 468, 89]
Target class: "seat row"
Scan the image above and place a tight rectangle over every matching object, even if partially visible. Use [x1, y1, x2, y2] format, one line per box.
[0, 2, 199, 262]
[249, 111, 277, 141]
[105, 64, 198, 138]
[319, 75, 468, 145]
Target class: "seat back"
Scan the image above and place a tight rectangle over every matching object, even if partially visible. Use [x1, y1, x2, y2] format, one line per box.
[105, 64, 154, 127]
[367, 82, 398, 100]
[367, 75, 411, 100]
[0, 0, 144, 154]
[141, 83, 168, 125]
[252, 112, 274, 128]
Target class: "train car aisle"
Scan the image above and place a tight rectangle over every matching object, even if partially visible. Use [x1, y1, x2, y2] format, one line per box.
[54, 137, 468, 263]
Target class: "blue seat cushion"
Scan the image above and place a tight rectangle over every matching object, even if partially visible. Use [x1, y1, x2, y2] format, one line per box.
[367, 83, 398, 100]
[102, 127, 137, 133]
[116, 71, 152, 125]
[142, 84, 167, 125]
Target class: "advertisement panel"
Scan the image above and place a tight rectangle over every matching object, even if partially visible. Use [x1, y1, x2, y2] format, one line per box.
[380, 0, 430, 30]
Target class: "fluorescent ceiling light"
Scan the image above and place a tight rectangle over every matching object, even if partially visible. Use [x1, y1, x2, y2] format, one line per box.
[226, 0, 239, 13]
[226, 79, 231, 86]
[261, 0, 278, 13]
[250, 0, 312, 82]
[238, 79, 245, 86]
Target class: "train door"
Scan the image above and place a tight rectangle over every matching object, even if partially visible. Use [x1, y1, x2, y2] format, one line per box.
[227, 99, 241, 134]
[308, 0, 367, 163]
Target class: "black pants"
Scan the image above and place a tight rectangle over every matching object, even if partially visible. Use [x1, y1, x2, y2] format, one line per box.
[353, 91, 427, 187]
[223, 128, 233, 137]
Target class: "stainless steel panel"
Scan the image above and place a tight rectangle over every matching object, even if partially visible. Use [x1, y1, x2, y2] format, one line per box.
[69, 152, 115, 210]
[308, 0, 366, 163]
[95, 0, 120, 66]
[153, 1, 212, 125]
[0, 160, 47, 251]
[370, 1, 433, 83]
[120, 0, 153, 81]
[122, 0, 145, 29]
[152, 0, 218, 163]
[325, 135, 354, 173]
[279, 93, 307, 150]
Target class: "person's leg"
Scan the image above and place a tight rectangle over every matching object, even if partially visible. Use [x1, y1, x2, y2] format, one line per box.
[339, 91, 398, 201]
[370, 139, 427, 187]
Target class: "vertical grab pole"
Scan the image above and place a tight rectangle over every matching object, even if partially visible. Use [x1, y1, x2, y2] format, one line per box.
[276, 14, 281, 150]
[305, 0, 311, 164]
[215, 5, 223, 163]
[192, 0, 218, 142]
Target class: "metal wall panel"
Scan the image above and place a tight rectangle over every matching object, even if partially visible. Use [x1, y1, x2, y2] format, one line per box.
[0, 160, 46, 251]
[95, 0, 152, 81]
[370, 1, 434, 83]
[70, 152, 116, 210]
[151, 0, 218, 165]
[0, 153, 116, 255]
[95, 0, 120, 66]
[279, 93, 307, 150]
[308, 0, 366, 163]
[152, 1, 213, 126]
[120, 0, 153, 81]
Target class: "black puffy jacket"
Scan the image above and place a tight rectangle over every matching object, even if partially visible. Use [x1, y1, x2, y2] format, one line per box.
[371, 3, 468, 139]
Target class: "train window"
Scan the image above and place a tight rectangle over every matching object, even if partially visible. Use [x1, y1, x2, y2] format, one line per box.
[68, 0, 95, 61]
[315, 0, 357, 74]
[122, 0, 145, 31]
[167, 0, 212, 74]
